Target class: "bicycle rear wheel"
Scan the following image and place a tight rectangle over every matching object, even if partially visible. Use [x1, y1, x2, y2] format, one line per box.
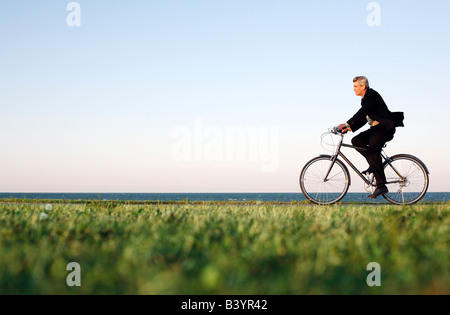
[300, 156, 350, 205]
[383, 154, 429, 205]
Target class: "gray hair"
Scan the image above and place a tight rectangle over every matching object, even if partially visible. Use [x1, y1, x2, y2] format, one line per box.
[353, 76, 370, 89]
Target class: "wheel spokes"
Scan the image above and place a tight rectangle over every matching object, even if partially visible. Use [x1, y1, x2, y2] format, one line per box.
[301, 157, 349, 205]
[383, 156, 428, 205]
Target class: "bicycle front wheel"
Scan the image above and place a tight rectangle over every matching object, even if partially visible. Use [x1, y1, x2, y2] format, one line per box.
[383, 154, 429, 205]
[300, 156, 350, 205]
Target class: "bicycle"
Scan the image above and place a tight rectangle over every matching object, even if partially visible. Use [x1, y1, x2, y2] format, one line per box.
[299, 127, 429, 205]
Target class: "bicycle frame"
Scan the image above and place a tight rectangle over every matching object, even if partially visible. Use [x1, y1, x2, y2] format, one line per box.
[323, 132, 402, 187]
[300, 128, 430, 205]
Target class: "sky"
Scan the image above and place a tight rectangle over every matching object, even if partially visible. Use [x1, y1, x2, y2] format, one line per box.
[1, 0, 449, 193]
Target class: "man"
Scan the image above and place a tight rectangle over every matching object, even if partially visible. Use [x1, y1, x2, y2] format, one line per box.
[338, 76, 403, 199]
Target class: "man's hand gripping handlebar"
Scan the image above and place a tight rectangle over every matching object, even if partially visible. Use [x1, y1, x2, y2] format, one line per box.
[336, 123, 350, 134]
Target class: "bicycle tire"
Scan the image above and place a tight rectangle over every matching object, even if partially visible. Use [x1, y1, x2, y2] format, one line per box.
[382, 154, 429, 205]
[300, 155, 350, 205]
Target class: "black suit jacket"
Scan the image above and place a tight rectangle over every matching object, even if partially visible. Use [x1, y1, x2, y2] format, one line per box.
[347, 88, 400, 132]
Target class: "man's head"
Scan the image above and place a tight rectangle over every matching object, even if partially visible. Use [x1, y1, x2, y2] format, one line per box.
[353, 76, 369, 97]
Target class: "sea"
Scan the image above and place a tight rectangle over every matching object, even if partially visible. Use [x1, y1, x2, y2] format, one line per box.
[0, 192, 448, 203]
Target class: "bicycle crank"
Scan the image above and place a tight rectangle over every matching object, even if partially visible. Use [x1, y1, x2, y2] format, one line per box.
[364, 174, 376, 193]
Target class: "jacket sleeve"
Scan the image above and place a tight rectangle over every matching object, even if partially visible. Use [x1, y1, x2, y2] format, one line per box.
[346, 90, 381, 132]
[347, 108, 367, 132]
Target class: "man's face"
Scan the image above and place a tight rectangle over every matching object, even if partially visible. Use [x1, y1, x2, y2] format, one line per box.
[353, 82, 366, 97]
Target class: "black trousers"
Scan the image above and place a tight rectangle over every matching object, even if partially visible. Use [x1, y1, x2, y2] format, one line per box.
[351, 125, 396, 188]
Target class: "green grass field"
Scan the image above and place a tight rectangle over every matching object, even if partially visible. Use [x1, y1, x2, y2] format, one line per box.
[0, 201, 449, 295]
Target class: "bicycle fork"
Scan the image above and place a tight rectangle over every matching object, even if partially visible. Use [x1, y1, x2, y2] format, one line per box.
[323, 155, 339, 183]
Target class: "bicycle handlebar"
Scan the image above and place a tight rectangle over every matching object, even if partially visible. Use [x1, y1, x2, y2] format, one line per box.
[331, 126, 343, 135]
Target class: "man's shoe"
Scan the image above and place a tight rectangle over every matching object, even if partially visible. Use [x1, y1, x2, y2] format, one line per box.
[368, 186, 388, 199]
